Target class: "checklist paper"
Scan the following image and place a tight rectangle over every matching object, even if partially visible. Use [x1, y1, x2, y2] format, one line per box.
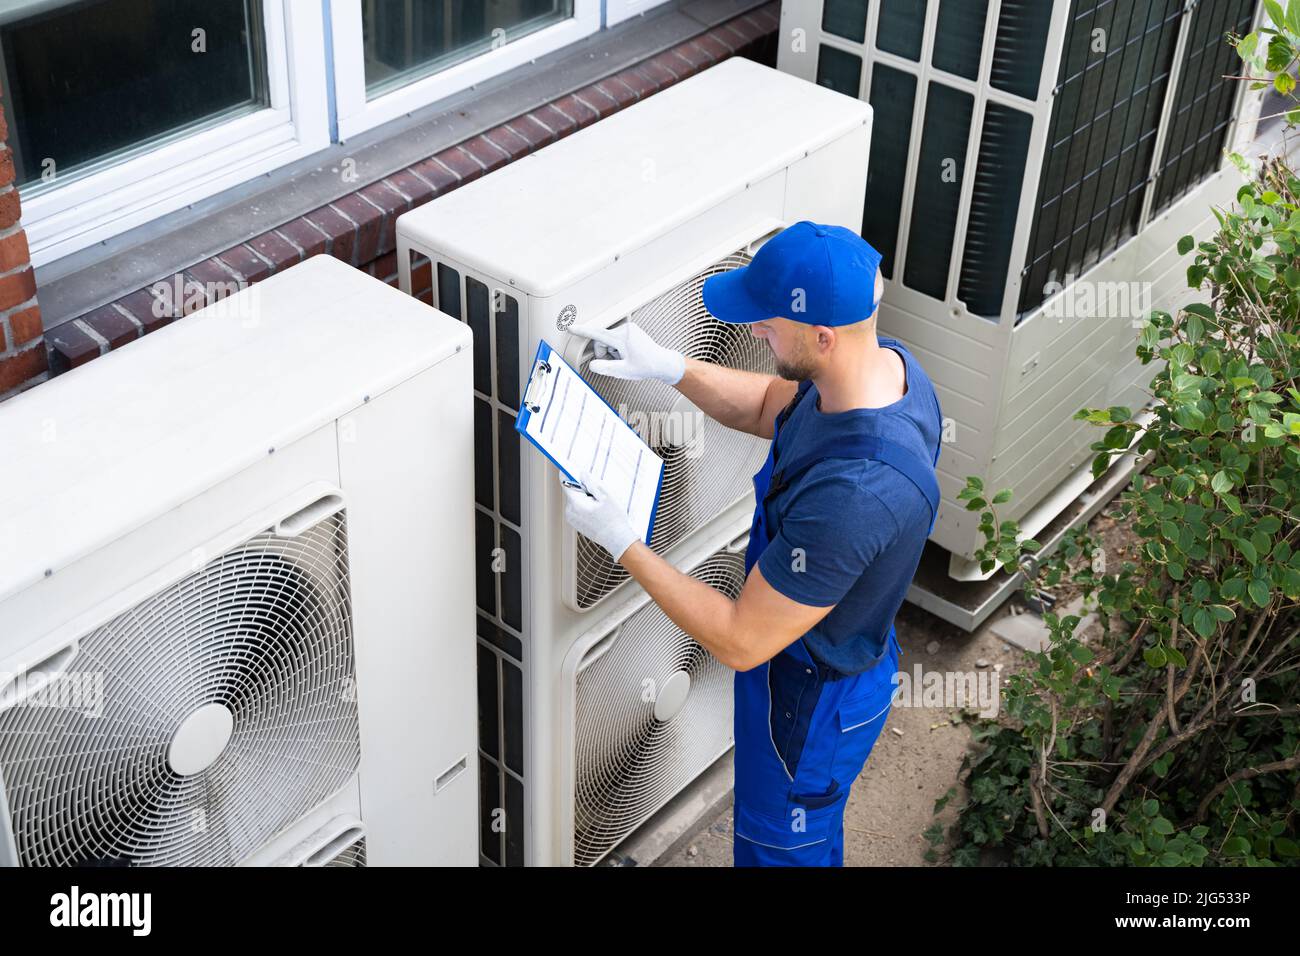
[516, 340, 664, 545]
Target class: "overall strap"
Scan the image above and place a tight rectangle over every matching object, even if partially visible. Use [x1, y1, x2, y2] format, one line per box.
[765, 434, 941, 534]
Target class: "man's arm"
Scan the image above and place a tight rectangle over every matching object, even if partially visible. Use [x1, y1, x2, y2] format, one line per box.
[674, 358, 797, 440]
[618, 540, 832, 671]
[571, 322, 796, 439]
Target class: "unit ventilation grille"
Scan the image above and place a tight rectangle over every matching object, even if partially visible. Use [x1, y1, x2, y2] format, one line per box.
[0, 514, 360, 867]
[571, 546, 745, 867]
[322, 837, 367, 867]
[573, 252, 774, 608]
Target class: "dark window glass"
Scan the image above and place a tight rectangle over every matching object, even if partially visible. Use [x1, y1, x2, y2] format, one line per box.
[363, 0, 573, 98]
[903, 82, 973, 299]
[1152, 0, 1256, 214]
[877, 0, 926, 61]
[436, 262, 462, 319]
[466, 277, 492, 396]
[0, 0, 267, 190]
[1018, 0, 1184, 317]
[822, 0, 869, 43]
[932, 0, 987, 80]
[495, 293, 521, 410]
[864, 64, 918, 280]
[959, 103, 1034, 318]
[990, 0, 1054, 99]
[816, 44, 863, 96]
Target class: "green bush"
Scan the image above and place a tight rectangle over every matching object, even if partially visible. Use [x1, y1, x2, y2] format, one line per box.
[940, 13, 1300, 867]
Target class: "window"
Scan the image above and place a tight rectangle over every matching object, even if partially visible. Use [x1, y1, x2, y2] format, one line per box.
[331, 0, 600, 139]
[4, 0, 329, 267]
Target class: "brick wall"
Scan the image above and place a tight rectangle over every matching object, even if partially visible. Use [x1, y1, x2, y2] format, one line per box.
[0, 80, 47, 401]
[33, 2, 779, 382]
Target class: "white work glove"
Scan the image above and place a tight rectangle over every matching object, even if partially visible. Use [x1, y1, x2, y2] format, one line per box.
[561, 472, 641, 563]
[570, 322, 686, 385]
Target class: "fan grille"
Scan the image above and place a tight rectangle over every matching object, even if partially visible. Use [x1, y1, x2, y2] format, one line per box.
[0, 514, 361, 867]
[321, 836, 367, 867]
[572, 547, 744, 866]
[574, 252, 774, 608]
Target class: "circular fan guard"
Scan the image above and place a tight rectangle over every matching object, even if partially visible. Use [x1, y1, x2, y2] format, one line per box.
[572, 548, 744, 866]
[0, 515, 361, 867]
[575, 251, 775, 608]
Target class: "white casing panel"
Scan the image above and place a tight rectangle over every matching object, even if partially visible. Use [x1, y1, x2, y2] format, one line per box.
[397, 56, 872, 865]
[0, 255, 477, 866]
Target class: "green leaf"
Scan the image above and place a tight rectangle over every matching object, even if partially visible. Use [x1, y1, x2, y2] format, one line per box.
[1248, 579, 1271, 606]
[1222, 836, 1251, 856]
[1211, 470, 1233, 493]
[1177, 234, 1195, 255]
[1144, 646, 1168, 668]
[992, 489, 1013, 505]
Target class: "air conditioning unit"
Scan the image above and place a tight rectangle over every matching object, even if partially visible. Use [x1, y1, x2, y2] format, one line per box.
[778, 0, 1264, 612]
[0, 255, 477, 867]
[396, 57, 872, 865]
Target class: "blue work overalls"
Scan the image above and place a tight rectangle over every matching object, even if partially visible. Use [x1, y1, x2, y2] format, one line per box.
[732, 379, 940, 867]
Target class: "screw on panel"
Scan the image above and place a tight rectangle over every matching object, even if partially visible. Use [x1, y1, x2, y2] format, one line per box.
[268, 447, 275, 455]
[44, 569, 52, 578]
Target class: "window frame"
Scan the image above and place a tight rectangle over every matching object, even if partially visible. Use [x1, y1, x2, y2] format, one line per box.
[329, 0, 601, 141]
[17, 0, 330, 268]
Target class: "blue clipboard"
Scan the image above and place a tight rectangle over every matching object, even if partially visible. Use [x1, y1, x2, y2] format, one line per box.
[516, 339, 664, 545]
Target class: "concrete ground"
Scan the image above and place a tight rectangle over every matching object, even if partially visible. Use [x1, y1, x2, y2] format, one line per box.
[655, 595, 1024, 867]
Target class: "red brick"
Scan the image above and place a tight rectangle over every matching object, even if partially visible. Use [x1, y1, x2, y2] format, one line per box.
[332, 193, 383, 263]
[637, 57, 681, 89]
[369, 251, 398, 281]
[304, 205, 357, 264]
[0, 341, 46, 393]
[0, 227, 29, 272]
[186, 256, 242, 290]
[409, 157, 461, 194]
[384, 169, 435, 208]
[575, 86, 619, 119]
[719, 14, 764, 47]
[434, 147, 484, 183]
[695, 32, 734, 61]
[277, 219, 329, 259]
[671, 41, 713, 72]
[0, 267, 34, 311]
[47, 321, 102, 374]
[460, 137, 510, 173]
[507, 116, 554, 148]
[613, 68, 655, 100]
[484, 125, 532, 159]
[0, 148, 14, 189]
[411, 258, 432, 295]
[0, 188, 19, 231]
[8, 303, 40, 345]
[526, 105, 575, 141]
[217, 244, 274, 283]
[116, 288, 174, 334]
[249, 230, 301, 270]
[747, 4, 780, 31]
[81, 304, 139, 350]
[595, 78, 638, 108]
[0, 322, 5, 350]
[360, 179, 411, 219]
[0, 108, 8, 144]
[164, 273, 210, 317]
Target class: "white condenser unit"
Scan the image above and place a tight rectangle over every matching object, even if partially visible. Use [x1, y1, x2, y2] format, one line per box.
[779, 0, 1265, 625]
[0, 255, 477, 867]
[396, 57, 872, 865]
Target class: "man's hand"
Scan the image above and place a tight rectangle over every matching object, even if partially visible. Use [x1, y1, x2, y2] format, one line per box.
[560, 472, 641, 562]
[571, 322, 686, 385]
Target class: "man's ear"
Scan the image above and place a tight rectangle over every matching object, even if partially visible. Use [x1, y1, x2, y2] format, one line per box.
[814, 325, 837, 352]
[873, 267, 884, 308]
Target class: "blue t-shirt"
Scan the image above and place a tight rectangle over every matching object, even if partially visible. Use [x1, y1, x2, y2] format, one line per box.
[755, 336, 943, 674]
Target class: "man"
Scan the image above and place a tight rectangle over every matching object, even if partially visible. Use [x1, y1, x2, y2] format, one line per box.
[563, 220, 943, 866]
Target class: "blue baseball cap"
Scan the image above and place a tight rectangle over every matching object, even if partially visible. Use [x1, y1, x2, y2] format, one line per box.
[702, 221, 883, 327]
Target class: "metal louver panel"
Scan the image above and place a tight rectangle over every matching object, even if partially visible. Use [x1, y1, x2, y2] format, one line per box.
[571, 547, 744, 867]
[1018, 0, 1185, 317]
[573, 252, 775, 609]
[990, 0, 1055, 99]
[1152, 0, 1256, 214]
[864, 64, 918, 280]
[903, 81, 974, 299]
[932, 0, 988, 79]
[0, 513, 360, 867]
